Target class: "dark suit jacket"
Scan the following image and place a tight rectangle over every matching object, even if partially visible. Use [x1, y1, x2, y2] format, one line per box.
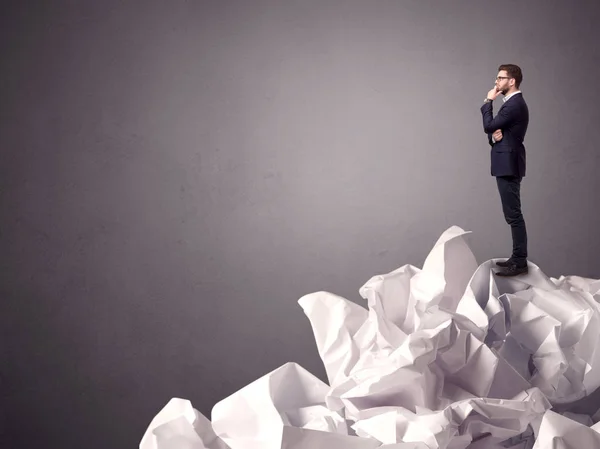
[480, 93, 529, 177]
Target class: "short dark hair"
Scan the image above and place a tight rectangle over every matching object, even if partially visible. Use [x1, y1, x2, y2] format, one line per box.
[498, 64, 523, 88]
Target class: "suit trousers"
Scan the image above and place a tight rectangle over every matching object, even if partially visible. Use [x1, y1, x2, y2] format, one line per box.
[496, 175, 528, 266]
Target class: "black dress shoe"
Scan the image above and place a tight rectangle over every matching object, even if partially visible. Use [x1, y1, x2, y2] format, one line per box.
[495, 264, 528, 276]
[496, 259, 514, 267]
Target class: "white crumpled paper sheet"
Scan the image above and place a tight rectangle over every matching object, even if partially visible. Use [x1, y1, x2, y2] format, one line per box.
[531, 409, 600, 448]
[139, 397, 230, 449]
[140, 225, 600, 448]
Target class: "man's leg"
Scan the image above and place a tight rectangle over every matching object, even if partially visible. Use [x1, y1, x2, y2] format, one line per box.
[496, 176, 528, 267]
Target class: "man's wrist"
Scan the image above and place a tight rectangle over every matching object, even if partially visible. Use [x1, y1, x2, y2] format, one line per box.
[484, 98, 493, 103]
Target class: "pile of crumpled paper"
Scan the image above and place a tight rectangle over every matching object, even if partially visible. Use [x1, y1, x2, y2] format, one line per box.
[139, 226, 600, 449]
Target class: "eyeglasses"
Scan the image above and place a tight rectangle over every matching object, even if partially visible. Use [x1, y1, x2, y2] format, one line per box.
[496, 76, 511, 81]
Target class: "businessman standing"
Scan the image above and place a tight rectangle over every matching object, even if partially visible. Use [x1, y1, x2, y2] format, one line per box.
[481, 64, 529, 276]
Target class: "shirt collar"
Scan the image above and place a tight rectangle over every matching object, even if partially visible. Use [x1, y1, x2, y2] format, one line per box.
[503, 90, 522, 103]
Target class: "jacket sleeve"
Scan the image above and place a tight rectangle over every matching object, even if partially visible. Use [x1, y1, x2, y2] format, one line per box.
[481, 101, 517, 134]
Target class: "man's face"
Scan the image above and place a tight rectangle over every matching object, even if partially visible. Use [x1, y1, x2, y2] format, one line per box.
[495, 70, 513, 95]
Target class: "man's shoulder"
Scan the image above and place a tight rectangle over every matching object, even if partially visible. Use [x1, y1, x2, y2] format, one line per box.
[514, 94, 529, 111]
[513, 92, 527, 104]
[504, 94, 527, 110]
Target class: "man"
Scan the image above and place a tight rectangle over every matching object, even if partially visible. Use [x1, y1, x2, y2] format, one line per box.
[480, 64, 529, 276]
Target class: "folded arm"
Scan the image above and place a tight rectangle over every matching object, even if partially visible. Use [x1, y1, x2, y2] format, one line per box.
[481, 101, 517, 134]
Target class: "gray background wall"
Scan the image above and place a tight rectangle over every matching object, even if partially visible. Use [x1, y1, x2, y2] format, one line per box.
[1, 1, 599, 448]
